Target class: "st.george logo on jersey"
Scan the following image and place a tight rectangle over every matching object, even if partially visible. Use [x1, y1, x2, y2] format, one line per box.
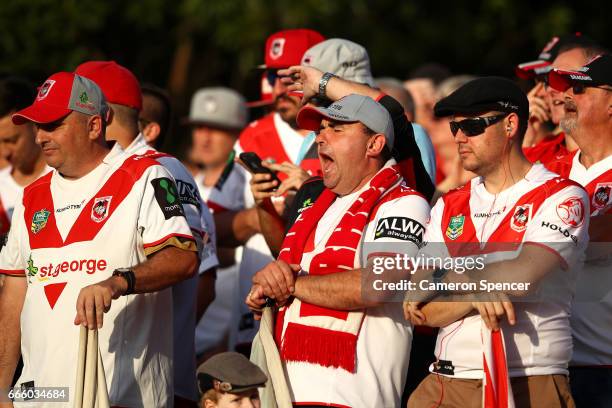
[593, 183, 612, 210]
[31, 209, 50, 234]
[91, 196, 112, 223]
[511, 204, 532, 232]
[556, 196, 585, 227]
[446, 214, 465, 240]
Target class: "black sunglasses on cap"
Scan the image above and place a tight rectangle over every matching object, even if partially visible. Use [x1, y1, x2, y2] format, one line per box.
[449, 113, 509, 137]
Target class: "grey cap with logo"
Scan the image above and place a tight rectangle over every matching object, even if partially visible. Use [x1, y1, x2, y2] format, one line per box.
[187, 87, 248, 130]
[301, 38, 375, 86]
[296, 93, 395, 146]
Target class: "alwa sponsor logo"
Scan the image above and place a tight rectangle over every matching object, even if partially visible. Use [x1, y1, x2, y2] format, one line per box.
[375, 216, 425, 245]
[541, 221, 578, 244]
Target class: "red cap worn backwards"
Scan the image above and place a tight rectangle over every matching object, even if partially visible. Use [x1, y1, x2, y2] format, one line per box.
[75, 60, 142, 111]
[12, 72, 108, 125]
[261, 29, 324, 69]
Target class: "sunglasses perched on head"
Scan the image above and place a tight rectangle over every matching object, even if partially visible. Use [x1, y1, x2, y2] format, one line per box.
[449, 113, 509, 137]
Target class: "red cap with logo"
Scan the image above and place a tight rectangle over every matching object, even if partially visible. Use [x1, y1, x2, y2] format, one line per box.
[12, 72, 108, 125]
[262, 29, 325, 69]
[75, 60, 142, 111]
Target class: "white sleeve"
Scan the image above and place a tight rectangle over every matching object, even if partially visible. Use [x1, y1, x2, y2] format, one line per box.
[0, 195, 26, 277]
[418, 198, 450, 260]
[523, 185, 590, 268]
[138, 165, 197, 256]
[363, 193, 431, 262]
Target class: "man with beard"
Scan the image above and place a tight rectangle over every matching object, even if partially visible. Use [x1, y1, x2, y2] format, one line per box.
[547, 54, 612, 406]
[516, 33, 606, 165]
[214, 29, 324, 355]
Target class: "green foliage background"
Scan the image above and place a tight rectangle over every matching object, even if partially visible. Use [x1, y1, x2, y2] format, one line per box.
[0, 0, 608, 151]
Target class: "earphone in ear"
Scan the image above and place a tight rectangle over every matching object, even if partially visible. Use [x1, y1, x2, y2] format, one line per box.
[506, 126, 512, 132]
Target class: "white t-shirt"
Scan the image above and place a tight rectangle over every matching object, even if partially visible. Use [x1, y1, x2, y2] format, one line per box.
[423, 164, 589, 378]
[0, 144, 197, 407]
[566, 152, 612, 366]
[125, 134, 219, 400]
[281, 166, 431, 407]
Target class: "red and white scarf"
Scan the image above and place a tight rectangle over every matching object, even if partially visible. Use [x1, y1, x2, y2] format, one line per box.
[275, 165, 402, 372]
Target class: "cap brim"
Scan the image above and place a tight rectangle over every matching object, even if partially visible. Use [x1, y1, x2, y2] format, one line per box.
[12, 104, 71, 125]
[515, 60, 551, 79]
[434, 103, 504, 118]
[548, 69, 593, 92]
[246, 99, 274, 108]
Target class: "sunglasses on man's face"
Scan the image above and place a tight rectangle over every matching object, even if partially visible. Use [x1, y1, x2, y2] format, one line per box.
[449, 113, 509, 137]
[266, 70, 291, 87]
[569, 82, 612, 95]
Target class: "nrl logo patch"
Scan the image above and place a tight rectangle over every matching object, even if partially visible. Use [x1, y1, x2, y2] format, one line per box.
[269, 38, 285, 60]
[91, 196, 112, 223]
[510, 204, 532, 232]
[31, 209, 50, 234]
[446, 214, 465, 240]
[37, 80, 56, 101]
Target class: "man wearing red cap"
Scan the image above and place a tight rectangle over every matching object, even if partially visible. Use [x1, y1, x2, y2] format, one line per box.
[0, 72, 198, 407]
[215, 29, 324, 355]
[76, 60, 219, 408]
[547, 54, 612, 406]
[516, 33, 606, 165]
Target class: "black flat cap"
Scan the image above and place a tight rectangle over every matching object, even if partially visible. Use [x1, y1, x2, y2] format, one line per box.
[197, 352, 267, 395]
[434, 76, 529, 119]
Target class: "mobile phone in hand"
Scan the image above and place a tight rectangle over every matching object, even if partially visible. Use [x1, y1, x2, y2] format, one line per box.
[238, 152, 282, 187]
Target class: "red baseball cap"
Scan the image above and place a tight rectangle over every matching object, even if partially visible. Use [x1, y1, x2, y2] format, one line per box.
[12, 72, 108, 125]
[261, 29, 324, 69]
[75, 60, 142, 111]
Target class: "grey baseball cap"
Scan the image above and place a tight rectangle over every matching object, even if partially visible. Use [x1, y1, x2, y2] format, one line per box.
[12, 72, 108, 125]
[186, 87, 247, 130]
[301, 38, 375, 86]
[297, 94, 394, 146]
[197, 352, 267, 395]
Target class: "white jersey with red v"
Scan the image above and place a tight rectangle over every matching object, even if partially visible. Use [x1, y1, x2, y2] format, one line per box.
[423, 164, 589, 382]
[0, 147, 196, 407]
[548, 151, 612, 366]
